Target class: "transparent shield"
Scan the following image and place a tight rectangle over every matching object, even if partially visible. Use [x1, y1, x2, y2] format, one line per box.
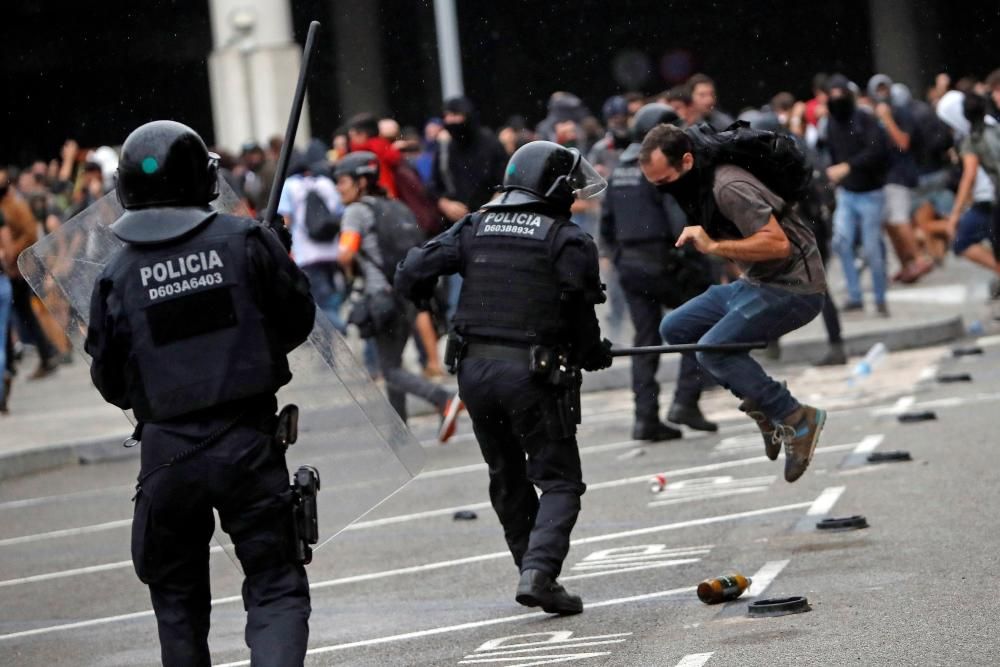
[569, 154, 608, 200]
[17, 181, 425, 570]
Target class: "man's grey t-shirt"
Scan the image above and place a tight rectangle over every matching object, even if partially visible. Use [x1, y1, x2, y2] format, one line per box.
[712, 165, 826, 294]
[340, 196, 389, 295]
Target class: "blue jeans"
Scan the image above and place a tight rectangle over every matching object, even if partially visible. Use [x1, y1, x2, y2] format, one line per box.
[660, 281, 824, 421]
[832, 188, 887, 306]
[301, 262, 347, 333]
[0, 275, 10, 404]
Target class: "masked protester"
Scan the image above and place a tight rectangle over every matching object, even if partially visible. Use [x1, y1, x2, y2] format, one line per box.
[640, 124, 828, 483]
[84, 121, 315, 667]
[823, 74, 893, 315]
[396, 141, 612, 616]
[601, 104, 716, 440]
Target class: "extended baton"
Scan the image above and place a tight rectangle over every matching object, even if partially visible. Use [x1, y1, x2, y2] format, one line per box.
[609, 342, 769, 357]
[263, 20, 321, 226]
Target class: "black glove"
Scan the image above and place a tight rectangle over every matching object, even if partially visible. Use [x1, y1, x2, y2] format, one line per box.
[581, 338, 614, 372]
[258, 212, 293, 253]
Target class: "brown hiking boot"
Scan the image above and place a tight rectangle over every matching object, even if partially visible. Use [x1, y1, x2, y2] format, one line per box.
[738, 382, 786, 461]
[773, 405, 827, 483]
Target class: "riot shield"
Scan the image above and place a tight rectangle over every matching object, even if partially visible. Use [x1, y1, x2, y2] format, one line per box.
[17, 182, 425, 567]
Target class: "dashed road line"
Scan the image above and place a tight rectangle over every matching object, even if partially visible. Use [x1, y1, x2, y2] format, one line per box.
[0, 501, 813, 641]
[839, 434, 885, 468]
[675, 653, 714, 667]
[793, 486, 846, 532]
[215, 585, 698, 666]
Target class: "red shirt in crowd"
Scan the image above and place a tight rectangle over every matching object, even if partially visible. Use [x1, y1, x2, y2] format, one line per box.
[349, 136, 401, 198]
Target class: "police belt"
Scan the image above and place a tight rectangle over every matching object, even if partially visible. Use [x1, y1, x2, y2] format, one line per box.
[464, 341, 532, 365]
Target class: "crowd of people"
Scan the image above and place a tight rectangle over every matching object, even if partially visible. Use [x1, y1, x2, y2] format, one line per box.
[3, 67, 1000, 419]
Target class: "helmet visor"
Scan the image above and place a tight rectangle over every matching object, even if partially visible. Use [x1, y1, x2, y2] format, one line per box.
[568, 152, 607, 199]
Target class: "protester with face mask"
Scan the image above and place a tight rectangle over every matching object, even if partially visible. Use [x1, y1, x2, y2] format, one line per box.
[431, 96, 508, 227]
[824, 74, 892, 316]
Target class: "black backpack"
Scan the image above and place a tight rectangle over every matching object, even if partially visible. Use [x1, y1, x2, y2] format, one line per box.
[303, 188, 341, 242]
[361, 198, 426, 284]
[687, 121, 813, 203]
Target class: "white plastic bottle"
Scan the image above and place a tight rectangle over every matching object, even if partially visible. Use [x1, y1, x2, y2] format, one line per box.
[849, 342, 887, 385]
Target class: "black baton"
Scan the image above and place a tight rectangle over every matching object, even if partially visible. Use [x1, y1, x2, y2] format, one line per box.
[263, 20, 321, 226]
[610, 342, 769, 357]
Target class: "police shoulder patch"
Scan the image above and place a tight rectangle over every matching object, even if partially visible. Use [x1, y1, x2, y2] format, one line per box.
[476, 211, 554, 240]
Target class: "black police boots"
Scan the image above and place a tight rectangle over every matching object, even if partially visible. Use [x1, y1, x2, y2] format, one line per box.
[516, 569, 583, 615]
[632, 420, 682, 442]
[667, 403, 718, 432]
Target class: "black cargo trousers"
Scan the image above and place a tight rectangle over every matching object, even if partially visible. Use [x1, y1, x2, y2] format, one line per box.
[458, 354, 586, 579]
[131, 407, 310, 667]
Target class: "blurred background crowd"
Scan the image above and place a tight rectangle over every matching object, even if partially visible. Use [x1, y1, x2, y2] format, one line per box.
[3, 65, 1000, 416]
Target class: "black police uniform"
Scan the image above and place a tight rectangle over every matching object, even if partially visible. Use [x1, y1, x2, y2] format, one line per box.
[602, 147, 712, 436]
[84, 121, 315, 667]
[398, 205, 604, 572]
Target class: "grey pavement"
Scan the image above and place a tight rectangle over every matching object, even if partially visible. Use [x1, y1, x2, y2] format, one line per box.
[0, 256, 993, 481]
[1, 334, 999, 665]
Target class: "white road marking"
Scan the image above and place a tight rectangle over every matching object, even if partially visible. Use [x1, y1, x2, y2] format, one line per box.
[460, 631, 632, 663]
[840, 434, 885, 468]
[872, 396, 915, 417]
[976, 334, 1000, 347]
[0, 501, 812, 641]
[746, 559, 790, 598]
[918, 365, 939, 382]
[675, 653, 714, 667]
[0, 439, 865, 558]
[807, 487, 846, 516]
[215, 585, 697, 666]
[0, 519, 132, 547]
[648, 475, 775, 508]
[561, 559, 702, 581]
[0, 485, 133, 511]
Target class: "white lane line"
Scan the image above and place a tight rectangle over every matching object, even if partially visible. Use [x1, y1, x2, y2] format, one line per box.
[0, 545, 227, 588]
[0, 500, 812, 641]
[840, 434, 885, 468]
[0, 485, 134, 511]
[872, 396, 915, 417]
[562, 559, 702, 581]
[746, 559, 790, 598]
[918, 365, 939, 382]
[216, 585, 698, 666]
[464, 639, 629, 661]
[793, 486, 845, 533]
[0, 439, 866, 556]
[676, 653, 714, 667]
[807, 487, 845, 516]
[0, 519, 132, 547]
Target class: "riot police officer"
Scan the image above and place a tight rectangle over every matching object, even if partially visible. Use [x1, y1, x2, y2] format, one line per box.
[601, 104, 716, 441]
[396, 141, 613, 615]
[84, 121, 314, 667]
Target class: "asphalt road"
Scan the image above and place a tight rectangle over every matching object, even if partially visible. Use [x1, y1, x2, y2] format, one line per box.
[2, 339, 999, 666]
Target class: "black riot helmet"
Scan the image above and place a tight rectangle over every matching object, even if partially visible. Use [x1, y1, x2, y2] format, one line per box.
[116, 120, 219, 210]
[631, 103, 681, 143]
[483, 140, 606, 210]
[333, 151, 380, 181]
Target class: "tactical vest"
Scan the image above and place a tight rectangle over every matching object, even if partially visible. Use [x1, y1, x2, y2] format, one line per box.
[607, 161, 675, 244]
[106, 213, 286, 421]
[453, 209, 567, 344]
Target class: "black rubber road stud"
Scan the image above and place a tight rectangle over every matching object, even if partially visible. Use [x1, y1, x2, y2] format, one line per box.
[867, 451, 913, 463]
[898, 411, 937, 423]
[952, 346, 984, 357]
[453, 510, 478, 521]
[937, 373, 973, 383]
[816, 515, 869, 531]
[748, 596, 811, 618]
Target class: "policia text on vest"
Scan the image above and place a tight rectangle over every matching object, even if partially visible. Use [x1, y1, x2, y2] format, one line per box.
[139, 247, 227, 301]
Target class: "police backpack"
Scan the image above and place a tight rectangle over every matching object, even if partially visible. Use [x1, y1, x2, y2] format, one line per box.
[687, 121, 812, 203]
[362, 198, 426, 284]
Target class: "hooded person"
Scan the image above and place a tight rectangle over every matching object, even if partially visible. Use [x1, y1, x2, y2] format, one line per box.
[823, 73, 893, 314]
[431, 96, 509, 224]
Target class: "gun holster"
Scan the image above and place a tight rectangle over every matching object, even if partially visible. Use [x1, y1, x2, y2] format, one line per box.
[529, 345, 582, 439]
[444, 331, 467, 374]
[290, 465, 320, 565]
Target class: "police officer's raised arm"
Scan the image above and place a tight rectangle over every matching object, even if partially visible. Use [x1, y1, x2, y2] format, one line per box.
[247, 223, 316, 352]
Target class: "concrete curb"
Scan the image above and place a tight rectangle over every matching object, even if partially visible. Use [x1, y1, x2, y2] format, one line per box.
[0, 315, 965, 482]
